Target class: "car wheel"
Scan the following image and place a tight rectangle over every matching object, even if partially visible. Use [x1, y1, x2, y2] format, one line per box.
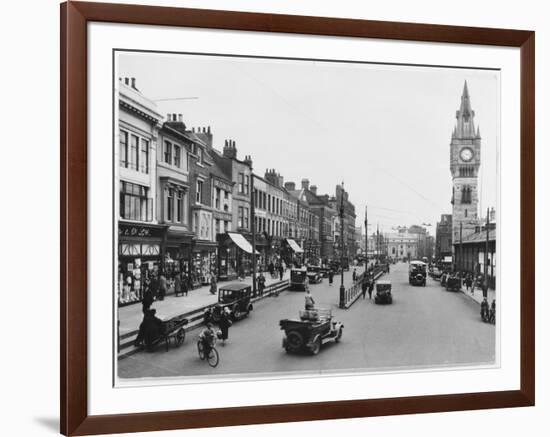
[232, 304, 241, 320]
[286, 331, 304, 352]
[335, 328, 343, 342]
[310, 336, 321, 355]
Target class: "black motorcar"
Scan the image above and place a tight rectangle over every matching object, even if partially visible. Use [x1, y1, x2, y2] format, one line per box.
[409, 261, 427, 286]
[306, 266, 323, 284]
[207, 283, 253, 322]
[374, 280, 393, 304]
[289, 267, 308, 291]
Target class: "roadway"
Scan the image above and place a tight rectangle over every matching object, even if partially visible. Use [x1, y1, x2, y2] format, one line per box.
[118, 262, 495, 379]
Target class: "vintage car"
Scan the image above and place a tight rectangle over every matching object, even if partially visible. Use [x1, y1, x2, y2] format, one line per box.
[306, 266, 323, 284]
[279, 309, 343, 355]
[445, 275, 462, 292]
[319, 266, 330, 278]
[289, 267, 308, 291]
[409, 261, 427, 286]
[429, 267, 443, 280]
[374, 280, 393, 304]
[205, 283, 253, 322]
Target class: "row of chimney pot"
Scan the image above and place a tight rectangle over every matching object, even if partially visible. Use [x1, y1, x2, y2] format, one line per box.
[120, 77, 137, 90]
[121, 81, 328, 201]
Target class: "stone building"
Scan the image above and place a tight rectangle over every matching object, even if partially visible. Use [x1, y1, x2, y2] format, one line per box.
[436, 214, 453, 262]
[212, 140, 255, 277]
[450, 81, 482, 246]
[329, 184, 357, 261]
[117, 77, 163, 305]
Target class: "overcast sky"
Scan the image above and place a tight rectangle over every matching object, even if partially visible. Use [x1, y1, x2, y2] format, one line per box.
[118, 52, 499, 236]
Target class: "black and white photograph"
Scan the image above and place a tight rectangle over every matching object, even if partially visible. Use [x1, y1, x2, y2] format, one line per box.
[115, 51, 498, 381]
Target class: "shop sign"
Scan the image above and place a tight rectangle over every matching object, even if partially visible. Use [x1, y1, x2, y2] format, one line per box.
[119, 223, 164, 238]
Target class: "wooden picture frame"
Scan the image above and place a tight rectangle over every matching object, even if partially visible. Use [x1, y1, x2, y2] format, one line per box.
[61, 1, 535, 435]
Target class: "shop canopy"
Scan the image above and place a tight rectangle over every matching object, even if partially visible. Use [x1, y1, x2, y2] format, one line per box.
[286, 238, 304, 254]
[227, 232, 260, 255]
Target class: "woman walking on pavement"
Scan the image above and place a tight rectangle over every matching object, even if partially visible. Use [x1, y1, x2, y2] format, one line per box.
[328, 269, 334, 286]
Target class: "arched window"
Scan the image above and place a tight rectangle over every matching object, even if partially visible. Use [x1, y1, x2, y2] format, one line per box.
[461, 186, 472, 204]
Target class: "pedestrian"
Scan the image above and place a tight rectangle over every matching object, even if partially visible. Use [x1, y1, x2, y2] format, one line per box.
[328, 269, 334, 286]
[141, 288, 154, 313]
[158, 274, 167, 301]
[210, 275, 217, 295]
[465, 274, 473, 293]
[352, 268, 357, 282]
[181, 273, 188, 296]
[219, 308, 232, 346]
[150, 273, 159, 300]
[304, 288, 315, 310]
[368, 277, 374, 299]
[174, 273, 183, 297]
[361, 277, 368, 299]
[279, 264, 284, 281]
[257, 271, 266, 295]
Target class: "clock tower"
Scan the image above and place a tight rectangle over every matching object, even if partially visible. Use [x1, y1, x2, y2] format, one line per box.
[450, 81, 481, 246]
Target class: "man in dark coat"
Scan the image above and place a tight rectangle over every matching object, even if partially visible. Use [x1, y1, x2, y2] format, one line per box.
[328, 270, 334, 286]
[278, 264, 284, 281]
[219, 309, 232, 345]
[257, 272, 266, 295]
[361, 277, 368, 299]
[368, 276, 374, 299]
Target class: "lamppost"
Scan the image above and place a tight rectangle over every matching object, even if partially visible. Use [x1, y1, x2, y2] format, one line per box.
[483, 207, 490, 298]
[250, 170, 257, 295]
[339, 183, 346, 308]
[364, 205, 368, 268]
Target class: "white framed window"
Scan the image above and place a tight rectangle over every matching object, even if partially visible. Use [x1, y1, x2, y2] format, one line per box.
[196, 180, 203, 204]
[164, 141, 172, 165]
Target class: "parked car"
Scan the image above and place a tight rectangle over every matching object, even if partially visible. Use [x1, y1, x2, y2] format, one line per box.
[374, 280, 393, 304]
[445, 275, 462, 292]
[289, 267, 308, 291]
[206, 283, 253, 322]
[306, 266, 323, 284]
[279, 308, 343, 355]
[409, 261, 427, 286]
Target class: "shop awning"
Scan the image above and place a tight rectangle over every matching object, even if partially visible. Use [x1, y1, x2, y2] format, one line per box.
[286, 239, 304, 253]
[227, 232, 259, 255]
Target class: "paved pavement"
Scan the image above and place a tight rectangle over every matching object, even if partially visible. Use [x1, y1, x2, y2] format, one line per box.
[119, 270, 291, 336]
[118, 262, 495, 379]
[460, 283, 496, 306]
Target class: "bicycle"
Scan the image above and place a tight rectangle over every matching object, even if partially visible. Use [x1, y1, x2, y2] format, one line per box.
[197, 337, 219, 368]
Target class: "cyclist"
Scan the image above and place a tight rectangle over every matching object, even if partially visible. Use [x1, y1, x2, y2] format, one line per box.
[199, 322, 216, 356]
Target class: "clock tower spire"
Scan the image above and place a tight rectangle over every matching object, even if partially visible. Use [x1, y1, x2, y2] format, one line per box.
[450, 81, 481, 246]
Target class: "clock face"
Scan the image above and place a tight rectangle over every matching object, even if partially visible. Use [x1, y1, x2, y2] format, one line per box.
[460, 147, 474, 162]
